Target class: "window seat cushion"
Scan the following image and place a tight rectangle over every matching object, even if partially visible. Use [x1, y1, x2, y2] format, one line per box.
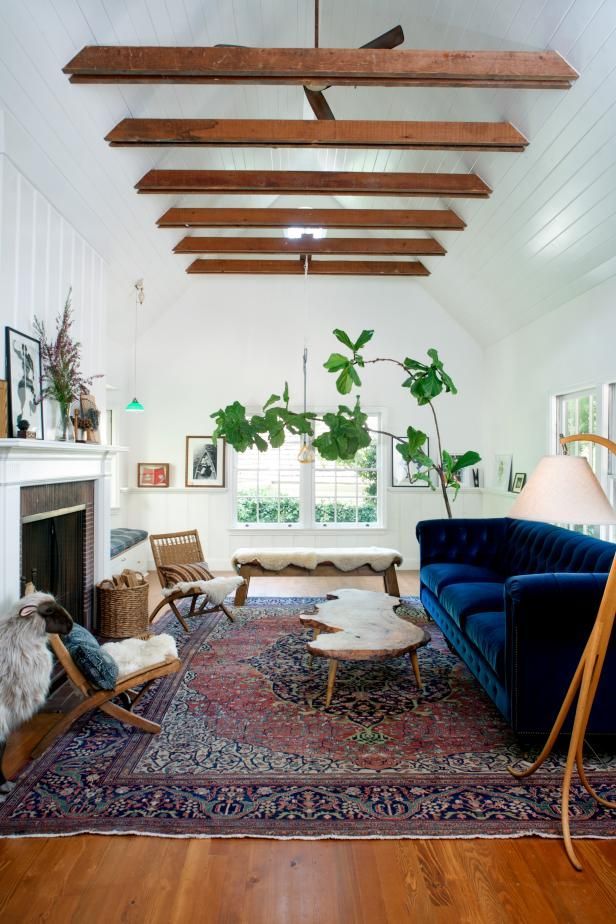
[111, 528, 148, 558]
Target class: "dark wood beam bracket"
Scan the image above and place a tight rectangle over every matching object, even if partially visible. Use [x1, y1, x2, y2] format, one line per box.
[158, 208, 465, 230]
[186, 258, 431, 276]
[174, 236, 446, 256]
[137, 169, 492, 198]
[64, 46, 578, 89]
[107, 118, 527, 152]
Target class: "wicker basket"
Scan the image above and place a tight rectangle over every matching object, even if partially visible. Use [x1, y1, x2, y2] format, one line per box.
[97, 571, 150, 639]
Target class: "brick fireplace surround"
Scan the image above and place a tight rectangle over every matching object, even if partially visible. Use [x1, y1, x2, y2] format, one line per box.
[0, 440, 123, 618]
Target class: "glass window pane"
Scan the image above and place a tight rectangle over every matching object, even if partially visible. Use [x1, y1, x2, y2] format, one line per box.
[235, 436, 300, 525]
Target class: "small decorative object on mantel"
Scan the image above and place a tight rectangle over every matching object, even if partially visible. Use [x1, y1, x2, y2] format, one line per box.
[4, 327, 44, 439]
[493, 454, 513, 492]
[34, 288, 102, 442]
[185, 436, 225, 488]
[16, 419, 36, 440]
[76, 390, 101, 443]
[511, 472, 527, 493]
[137, 463, 170, 488]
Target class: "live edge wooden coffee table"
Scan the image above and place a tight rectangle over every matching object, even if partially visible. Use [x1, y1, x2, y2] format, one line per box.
[299, 589, 430, 708]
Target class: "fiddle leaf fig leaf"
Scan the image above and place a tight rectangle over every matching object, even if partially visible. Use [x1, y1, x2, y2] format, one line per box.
[263, 393, 280, 410]
[336, 367, 354, 394]
[282, 381, 289, 405]
[353, 329, 374, 350]
[324, 352, 349, 372]
[333, 329, 355, 351]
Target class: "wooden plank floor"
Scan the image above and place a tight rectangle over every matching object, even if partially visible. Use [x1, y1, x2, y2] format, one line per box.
[1, 572, 614, 923]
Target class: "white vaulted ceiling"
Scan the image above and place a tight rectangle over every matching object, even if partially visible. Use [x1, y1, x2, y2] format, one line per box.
[1, 1, 616, 343]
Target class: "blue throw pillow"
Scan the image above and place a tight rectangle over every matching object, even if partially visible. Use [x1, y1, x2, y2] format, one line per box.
[63, 624, 118, 690]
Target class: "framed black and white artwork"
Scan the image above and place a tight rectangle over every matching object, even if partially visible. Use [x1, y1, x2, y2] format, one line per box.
[391, 436, 431, 487]
[185, 435, 225, 488]
[4, 327, 44, 439]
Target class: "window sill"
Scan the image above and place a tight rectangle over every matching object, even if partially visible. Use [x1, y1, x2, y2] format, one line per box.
[229, 525, 387, 534]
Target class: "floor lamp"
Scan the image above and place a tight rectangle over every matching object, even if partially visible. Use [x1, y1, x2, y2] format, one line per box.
[507, 434, 616, 870]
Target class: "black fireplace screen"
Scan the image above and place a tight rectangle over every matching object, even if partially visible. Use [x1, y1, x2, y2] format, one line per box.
[21, 505, 86, 622]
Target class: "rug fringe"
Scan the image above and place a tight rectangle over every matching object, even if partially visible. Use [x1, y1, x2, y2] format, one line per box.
[0, 830, 614, 841]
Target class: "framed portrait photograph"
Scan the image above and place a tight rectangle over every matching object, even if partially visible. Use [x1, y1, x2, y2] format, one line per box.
[185, 436, 225, 488]
[493, 454, 513, 492]
[5, 327, 44, 438]
[511, 472, 527, 494]
[137, 462, 170, 488]
[391, 436, 430, 487]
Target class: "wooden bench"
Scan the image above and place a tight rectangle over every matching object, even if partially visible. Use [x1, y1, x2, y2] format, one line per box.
[231, 547, 402, 605]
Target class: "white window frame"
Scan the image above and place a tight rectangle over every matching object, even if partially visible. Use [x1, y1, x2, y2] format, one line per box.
[232, 409, 384, 531]
[552, 384, 609, 537]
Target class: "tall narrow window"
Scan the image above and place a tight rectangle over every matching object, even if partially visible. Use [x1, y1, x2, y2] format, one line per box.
[313, 415, 380, 527]
[235, 436, 301, 526]
[555, 388, 600, 535]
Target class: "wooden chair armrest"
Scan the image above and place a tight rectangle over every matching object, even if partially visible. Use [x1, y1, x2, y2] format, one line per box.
[115, 657, 181, 688]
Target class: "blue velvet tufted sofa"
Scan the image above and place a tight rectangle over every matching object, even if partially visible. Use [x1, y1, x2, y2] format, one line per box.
[416, 517, 616, 737]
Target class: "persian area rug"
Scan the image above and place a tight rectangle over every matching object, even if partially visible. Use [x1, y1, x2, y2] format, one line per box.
[1, 597, 614, 840]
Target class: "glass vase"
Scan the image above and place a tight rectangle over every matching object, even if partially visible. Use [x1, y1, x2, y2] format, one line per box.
[56, 402, 74, 442]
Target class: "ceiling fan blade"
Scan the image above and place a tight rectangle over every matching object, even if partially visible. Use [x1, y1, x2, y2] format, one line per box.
[361, 25, 404, 50]
[304, 86, 336, 120]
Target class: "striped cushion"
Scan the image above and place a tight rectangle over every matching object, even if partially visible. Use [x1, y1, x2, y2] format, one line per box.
[159, 561, 213, 589]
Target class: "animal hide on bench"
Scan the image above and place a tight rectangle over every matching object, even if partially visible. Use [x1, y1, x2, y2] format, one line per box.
[231, 547, 403, 572]
[160, 575, 244, 605]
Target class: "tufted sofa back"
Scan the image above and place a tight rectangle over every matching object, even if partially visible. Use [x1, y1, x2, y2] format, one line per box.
[503, 518, 615, 576]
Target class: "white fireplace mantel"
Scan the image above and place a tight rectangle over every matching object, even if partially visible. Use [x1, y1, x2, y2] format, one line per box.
[0, 439, 126, 610]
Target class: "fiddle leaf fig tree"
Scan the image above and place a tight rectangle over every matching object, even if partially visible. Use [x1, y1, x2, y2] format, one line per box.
[211, 329, 480, 519]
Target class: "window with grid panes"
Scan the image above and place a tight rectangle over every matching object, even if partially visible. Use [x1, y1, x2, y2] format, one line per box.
[313, 415, 379, 526]
[235, 436, 301, 526]
[234, 413, 382, 527]
[555, 387, 600, 536]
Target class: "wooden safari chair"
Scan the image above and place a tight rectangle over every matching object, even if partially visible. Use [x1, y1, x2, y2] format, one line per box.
[31, 634, 180, 759]
[149, 529, 238, 632]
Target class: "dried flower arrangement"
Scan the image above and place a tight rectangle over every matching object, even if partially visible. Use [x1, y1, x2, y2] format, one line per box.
[34, 288, 100, 440]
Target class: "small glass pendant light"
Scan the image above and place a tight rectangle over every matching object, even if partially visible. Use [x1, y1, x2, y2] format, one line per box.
[125, 279, 145, 413]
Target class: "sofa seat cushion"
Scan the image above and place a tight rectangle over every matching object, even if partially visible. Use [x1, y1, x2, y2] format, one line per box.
[421, 563, 503, 596]
[465, 611, 506, 680]
[439, 582, 505, 629]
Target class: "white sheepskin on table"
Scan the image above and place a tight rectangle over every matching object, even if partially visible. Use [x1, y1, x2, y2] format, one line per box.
[161, 575, 244, 604]
[231, 547, 403, 572]
[101, 634, 178, 678]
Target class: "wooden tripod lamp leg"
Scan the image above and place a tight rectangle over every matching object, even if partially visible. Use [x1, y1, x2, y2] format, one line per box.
[508, 552, 616, 871]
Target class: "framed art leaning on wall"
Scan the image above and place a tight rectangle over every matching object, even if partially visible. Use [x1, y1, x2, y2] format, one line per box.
[4, 327, 44, 438]
[185, 436, 225, 488]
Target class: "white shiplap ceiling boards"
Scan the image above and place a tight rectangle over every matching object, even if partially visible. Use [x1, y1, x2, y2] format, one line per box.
[0, 0, 614, 344]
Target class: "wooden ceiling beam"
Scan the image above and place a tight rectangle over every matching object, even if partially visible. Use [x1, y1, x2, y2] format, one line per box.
[174, 236, 446, 256]
[137, 169, 491, 198]
[107, 119, 527, 152]
[64, 47, 578, 89]
[186, 258, 430, 276]
[158, 208, 465, 230]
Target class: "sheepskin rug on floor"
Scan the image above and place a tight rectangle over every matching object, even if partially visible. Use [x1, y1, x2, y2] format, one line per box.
[0, 597, 614, 840]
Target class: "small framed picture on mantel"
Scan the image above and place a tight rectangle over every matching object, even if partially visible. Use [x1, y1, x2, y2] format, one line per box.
[185, 436, 225, 488]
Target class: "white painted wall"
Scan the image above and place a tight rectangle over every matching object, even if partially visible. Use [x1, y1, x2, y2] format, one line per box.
[122, 275, 485, 569]
[483, 275, 616, 517]
[0, 148, 106, 437]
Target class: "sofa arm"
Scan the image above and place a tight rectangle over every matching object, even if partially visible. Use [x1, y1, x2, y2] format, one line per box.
[416, 518, 507, 569]
[504, 572, 614, 735]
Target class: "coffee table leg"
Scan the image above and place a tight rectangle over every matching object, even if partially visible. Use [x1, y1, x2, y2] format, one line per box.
[307, 628, 318, 669]
[409, 651, 423, 689]
[325, 660, 338, 708]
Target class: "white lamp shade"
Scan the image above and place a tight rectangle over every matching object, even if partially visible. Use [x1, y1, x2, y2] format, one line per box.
[509, 455, 616, 525]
